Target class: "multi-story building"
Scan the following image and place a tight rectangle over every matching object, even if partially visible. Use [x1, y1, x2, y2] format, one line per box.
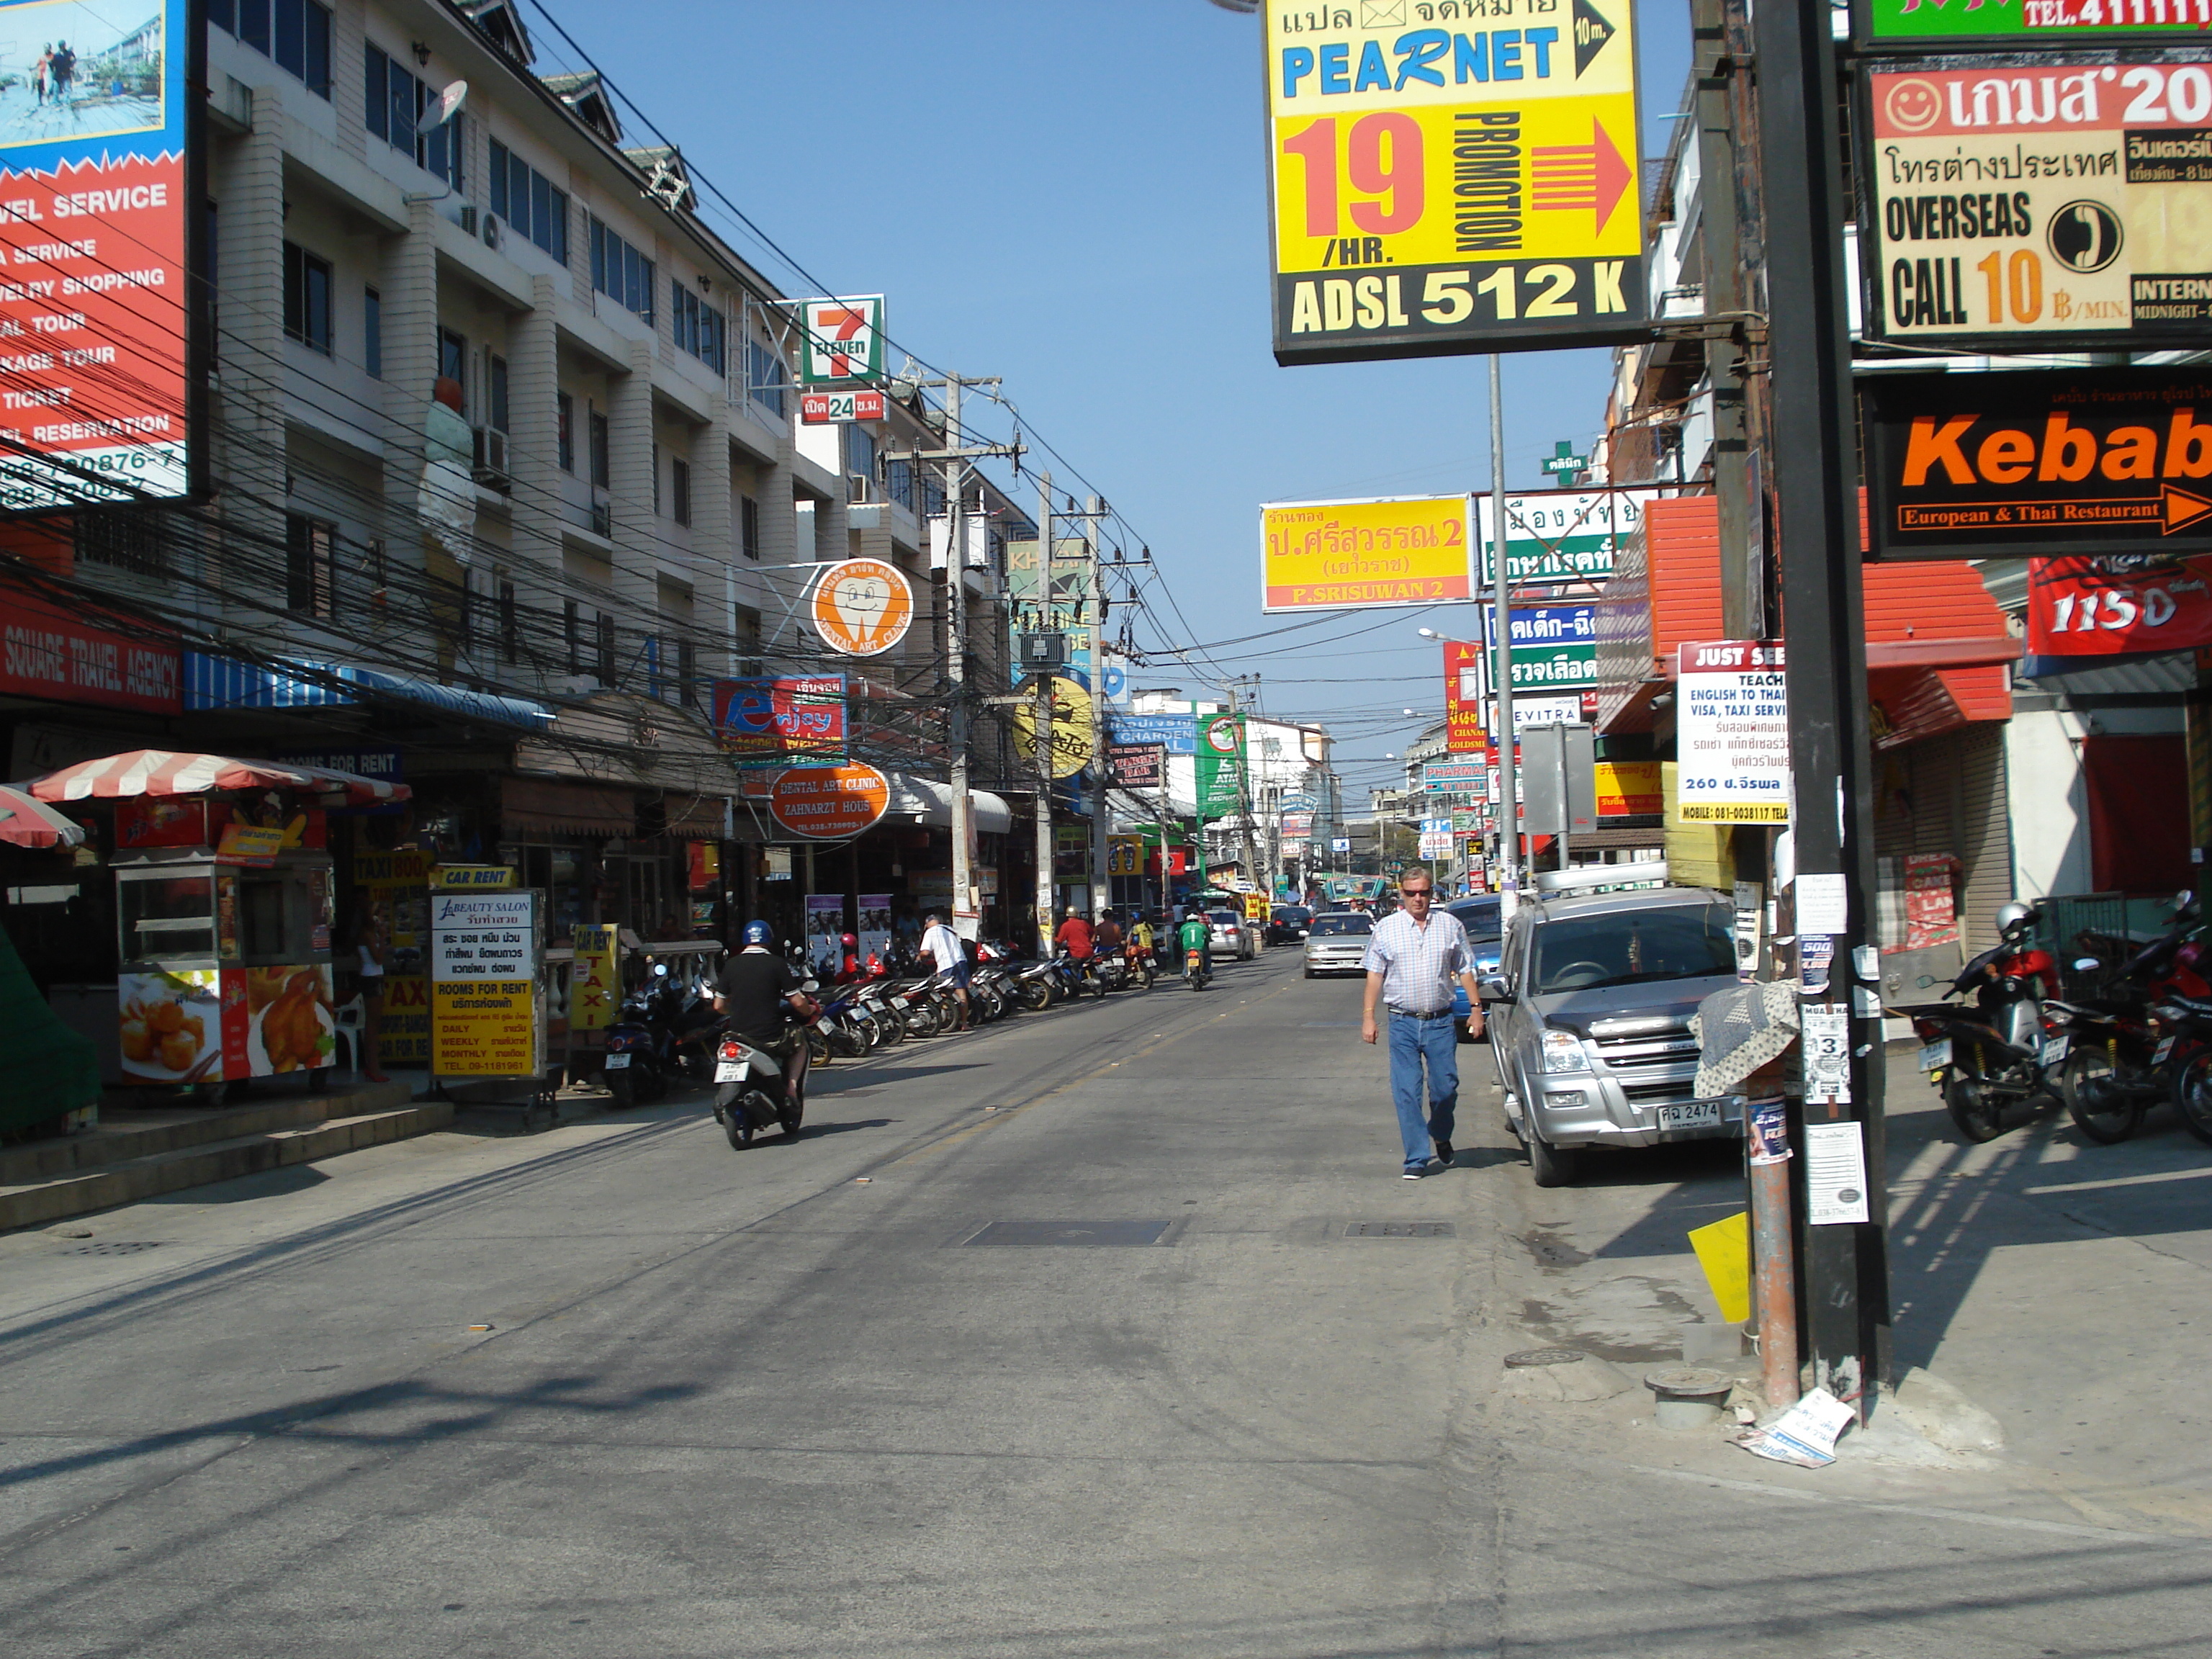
[1, 0, 1043, 1003]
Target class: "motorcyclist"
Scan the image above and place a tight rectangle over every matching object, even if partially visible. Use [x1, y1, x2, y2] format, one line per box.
[1094, 907, 1124, 956]
[713, 920, 818, 1109]
[1128, 909, 1155, 968]
[1178, 905, 1213, 982]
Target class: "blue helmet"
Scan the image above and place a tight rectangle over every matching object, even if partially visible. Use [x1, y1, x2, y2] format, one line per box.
[741, 920, 774, 947]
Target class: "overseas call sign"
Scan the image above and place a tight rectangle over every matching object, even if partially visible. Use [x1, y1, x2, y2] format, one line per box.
[1859, 50, 2212, 349]
[1264, 0, 1648, 364]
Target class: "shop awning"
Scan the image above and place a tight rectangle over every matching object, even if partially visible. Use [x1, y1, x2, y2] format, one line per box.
[886, 773, 1013, 835]
[502, 775, 637, 837]
[184, 654, 554, 729]
[25, 750, 411, 806]
[0, 784, 87, 848]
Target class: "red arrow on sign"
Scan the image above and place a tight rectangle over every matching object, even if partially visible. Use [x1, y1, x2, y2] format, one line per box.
[1530, 120, 1633, 236]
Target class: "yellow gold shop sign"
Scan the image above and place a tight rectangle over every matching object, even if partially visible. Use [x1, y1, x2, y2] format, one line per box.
[1262, 494, 1473, 612]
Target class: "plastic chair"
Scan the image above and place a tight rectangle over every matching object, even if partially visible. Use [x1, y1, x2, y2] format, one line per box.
[331, 994, 367, 1074]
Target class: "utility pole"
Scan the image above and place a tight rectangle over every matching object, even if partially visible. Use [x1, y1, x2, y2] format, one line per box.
[894, 375, 1020, 943]
[1488, 356, 1519, 911]
[1083, 494, 1110, 917]
[1754, 0, 1889, 1409]
[1033, 469, 1057, 951]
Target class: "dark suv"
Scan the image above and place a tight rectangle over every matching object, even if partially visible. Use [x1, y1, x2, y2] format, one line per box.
[1266, 904, 1313, 945]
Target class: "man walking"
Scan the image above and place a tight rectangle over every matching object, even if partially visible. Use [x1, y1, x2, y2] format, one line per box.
[1360, 867, 1483, 1179]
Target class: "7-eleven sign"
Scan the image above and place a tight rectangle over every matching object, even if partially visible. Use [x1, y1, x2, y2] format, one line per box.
[799, 295, 886, 386]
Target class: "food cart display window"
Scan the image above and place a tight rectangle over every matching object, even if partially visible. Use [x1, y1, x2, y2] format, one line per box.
[236, 867, 331, 962]
[117, 873, 216, 963]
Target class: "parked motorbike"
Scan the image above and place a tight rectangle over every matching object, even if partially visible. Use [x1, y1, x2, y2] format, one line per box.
[2047, 891, 2207, 1144]
[1894, 902, 2060, 1143]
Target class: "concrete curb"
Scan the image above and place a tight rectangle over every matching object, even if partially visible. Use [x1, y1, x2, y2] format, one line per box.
[0, 1100, 455, 1232]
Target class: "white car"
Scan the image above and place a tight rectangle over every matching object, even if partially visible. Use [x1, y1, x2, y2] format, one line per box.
[1206, 909, 1259, 961]
[1303, 912, 1372, 977]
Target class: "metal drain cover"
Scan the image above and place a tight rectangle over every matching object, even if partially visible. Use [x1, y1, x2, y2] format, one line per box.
[1344, 1221, 1455, 1238]
[963, 1220, 1174, 1247]
[60, 1241, 166, 1256]
[1504, 1347, 1587, 1368]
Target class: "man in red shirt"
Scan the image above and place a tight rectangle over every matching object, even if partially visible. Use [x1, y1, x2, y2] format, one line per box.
[1053, 908, 1094, 961]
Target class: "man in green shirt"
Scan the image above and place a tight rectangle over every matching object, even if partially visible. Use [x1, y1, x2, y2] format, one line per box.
[1177, 907, 1212, 985]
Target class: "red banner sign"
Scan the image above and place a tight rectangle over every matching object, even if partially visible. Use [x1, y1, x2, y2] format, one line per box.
[2026, 556, 2212, 657]
[0, 584, 180, 712]
[1444, 640, 1485, 753]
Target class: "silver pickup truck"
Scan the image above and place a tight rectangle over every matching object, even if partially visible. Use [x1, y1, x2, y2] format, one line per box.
[1480, 884, 1744, 1186]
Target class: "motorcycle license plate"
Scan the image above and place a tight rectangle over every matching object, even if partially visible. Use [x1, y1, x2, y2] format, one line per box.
[603, 1053, 631, 1070]
[1915, 1039, 1952, 1072]
[2040, 1033, 2071, 1067]
[714, 1061, 745, 1083]
[2155, 1035, 2177, 1064]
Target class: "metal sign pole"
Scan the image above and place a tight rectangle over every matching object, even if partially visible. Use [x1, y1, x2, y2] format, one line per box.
[1488, 356, 1519, 912]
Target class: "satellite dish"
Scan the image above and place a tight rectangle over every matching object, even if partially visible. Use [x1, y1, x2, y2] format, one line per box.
[428, 78, 468, 128]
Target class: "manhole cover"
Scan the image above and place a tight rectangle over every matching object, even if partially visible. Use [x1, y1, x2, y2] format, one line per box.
[963, 1220, 1174, 1248]
[60, 1241, 166, 1256]
[1645, 1365, 1732, 1399]
[1344, 1221, 1456, 1238]
[1504, 1347, 1587, 1368]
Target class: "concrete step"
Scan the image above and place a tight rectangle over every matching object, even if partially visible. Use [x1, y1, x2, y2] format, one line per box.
[0, 1083, 416, 1186]
[0, 1100, 455, 1233]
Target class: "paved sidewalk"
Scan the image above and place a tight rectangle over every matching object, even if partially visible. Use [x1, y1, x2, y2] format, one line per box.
[1470, 1044, 2212, 1534]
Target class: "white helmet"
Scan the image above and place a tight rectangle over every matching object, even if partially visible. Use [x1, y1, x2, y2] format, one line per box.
[1995, 901, 2035, 934]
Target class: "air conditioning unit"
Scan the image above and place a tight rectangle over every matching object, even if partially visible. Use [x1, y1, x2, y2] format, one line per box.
[471, 426, 511, 490]
[482, 213, 503, 251]
[459, 205, 479, 235]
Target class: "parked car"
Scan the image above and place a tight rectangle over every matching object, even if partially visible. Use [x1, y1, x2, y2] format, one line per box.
[1481, 886, 1743, 1186]
[1267, 904, 1314, 945]
[1303, 911, 1372, 977]
[1444, 895, 1503, 1042]
[1207, 908, 1259, 961]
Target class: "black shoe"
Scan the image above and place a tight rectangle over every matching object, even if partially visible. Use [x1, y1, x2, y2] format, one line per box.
[1434, 1140, 1454, 1166]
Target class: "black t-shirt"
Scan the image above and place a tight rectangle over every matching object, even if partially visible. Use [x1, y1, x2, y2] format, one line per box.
[717, 950, 798, 1043]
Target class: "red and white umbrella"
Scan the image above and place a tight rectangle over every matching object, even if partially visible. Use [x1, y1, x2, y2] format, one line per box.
[0, 783, 87, 848]
[24, 750, 411, 806]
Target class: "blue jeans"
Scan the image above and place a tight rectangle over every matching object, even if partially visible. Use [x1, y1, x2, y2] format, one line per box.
[1387, 1012, 1459, 1167]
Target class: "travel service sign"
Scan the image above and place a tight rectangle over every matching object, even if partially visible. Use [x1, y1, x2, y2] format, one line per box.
[0, 0, 202, 513]
[1262, 0, 1647, 364]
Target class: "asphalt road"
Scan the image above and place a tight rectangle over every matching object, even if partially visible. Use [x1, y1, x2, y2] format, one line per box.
[2, 947, 2207, 1657]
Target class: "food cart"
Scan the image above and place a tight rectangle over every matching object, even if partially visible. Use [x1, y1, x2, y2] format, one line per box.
[27, 751, 410, 1091]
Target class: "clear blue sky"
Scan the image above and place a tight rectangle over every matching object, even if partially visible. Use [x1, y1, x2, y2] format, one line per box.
[532, 0, 1693, 796]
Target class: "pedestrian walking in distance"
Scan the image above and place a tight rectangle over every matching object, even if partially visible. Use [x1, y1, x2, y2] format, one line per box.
[1359, 867, 1483, 1179]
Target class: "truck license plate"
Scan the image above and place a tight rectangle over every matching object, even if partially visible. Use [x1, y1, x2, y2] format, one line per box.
[603, 1053, 631, 1070]
[1658, 1099, 1724, 1131]
[1916, 1038, 1952, 1072]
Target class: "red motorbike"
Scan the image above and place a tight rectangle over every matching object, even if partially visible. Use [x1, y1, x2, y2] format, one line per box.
[1895, 901, 2062, 1143]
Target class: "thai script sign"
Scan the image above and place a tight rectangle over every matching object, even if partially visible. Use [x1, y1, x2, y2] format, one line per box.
[711, 674, 848, 767]
[1261, 493, 1473, 611]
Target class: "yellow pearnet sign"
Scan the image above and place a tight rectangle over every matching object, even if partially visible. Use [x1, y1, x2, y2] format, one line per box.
[1261, 494, 1473, 612]
[1264, 0, 1647, 364]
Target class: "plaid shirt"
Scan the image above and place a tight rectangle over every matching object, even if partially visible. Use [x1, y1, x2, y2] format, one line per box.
[1362, 907, 1475, 1016]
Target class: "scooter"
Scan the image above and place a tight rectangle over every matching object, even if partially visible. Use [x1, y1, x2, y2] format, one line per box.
[711, 987, 818, 1148]
[1893, 902, 2060, 1143]
[1184, 945, 1210, 992]
[2049, 891, 2210, 1143]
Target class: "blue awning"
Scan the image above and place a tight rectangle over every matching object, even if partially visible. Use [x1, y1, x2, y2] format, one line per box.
[183, 655, 554, 729]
